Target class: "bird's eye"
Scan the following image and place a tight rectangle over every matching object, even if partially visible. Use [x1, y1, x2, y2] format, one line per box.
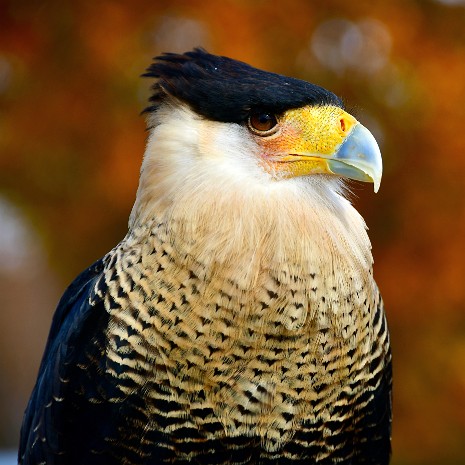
[248, 112, 278, 135]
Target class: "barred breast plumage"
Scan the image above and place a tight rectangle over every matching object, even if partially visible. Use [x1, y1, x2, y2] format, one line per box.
[88, 208, 390, 464]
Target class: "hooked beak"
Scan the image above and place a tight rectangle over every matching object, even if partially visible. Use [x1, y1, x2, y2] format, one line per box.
[327, 122, 382, 193]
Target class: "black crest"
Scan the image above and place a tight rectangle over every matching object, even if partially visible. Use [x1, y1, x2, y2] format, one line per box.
[144, 48, 343, 123]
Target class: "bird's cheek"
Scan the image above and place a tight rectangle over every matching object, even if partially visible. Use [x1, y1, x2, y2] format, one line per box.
[256, 126, 300, 163]
[256, 125, 301, 154]
[256, 126, 332, 178]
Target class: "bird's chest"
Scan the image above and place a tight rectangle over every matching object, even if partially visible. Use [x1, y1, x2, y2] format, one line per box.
[103, 242, 375, 451]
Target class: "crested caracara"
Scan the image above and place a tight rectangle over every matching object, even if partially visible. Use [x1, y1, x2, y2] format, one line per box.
[19, 49, 391, 465]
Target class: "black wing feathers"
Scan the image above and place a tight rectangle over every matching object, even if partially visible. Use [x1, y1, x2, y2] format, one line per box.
[18, 258, 108, 464]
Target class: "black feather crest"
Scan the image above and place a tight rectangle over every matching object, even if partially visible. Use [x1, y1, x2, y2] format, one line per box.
[143, 48, 342, 123]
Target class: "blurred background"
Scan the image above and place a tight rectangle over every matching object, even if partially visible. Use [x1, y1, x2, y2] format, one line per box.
[1, 0, 465, 463]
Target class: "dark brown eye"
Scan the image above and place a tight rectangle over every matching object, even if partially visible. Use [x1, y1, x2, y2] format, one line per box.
[248, 112, 278, 135]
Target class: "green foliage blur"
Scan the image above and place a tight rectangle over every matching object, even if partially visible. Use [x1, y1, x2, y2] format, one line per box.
[1, 1, 465, 463]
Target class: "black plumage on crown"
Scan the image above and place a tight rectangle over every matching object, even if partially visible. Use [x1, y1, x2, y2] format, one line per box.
[143, 48, 343, 123]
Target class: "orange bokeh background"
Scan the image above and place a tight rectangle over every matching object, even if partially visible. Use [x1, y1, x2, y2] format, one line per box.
[1, 1, 465, 463]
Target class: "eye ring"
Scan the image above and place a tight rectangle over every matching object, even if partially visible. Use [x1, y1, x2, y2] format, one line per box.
[247, 112, 279, 136]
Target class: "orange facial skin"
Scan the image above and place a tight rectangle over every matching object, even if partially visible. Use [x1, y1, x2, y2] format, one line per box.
[255, 106, 358, 178]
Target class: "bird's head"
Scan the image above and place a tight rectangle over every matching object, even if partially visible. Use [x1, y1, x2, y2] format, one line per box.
[128, 49, 381, 285]
[142, 48, 380, 187]
[130, 50, 381, 250]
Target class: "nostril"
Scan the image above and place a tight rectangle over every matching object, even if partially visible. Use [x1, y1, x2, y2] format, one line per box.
[340, 118, 346, 132]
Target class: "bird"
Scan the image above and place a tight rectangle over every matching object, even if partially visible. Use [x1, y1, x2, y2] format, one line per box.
[19, 48, 391, 465]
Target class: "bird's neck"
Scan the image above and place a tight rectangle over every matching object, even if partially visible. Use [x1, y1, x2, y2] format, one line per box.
[126, 160, 375, 331]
